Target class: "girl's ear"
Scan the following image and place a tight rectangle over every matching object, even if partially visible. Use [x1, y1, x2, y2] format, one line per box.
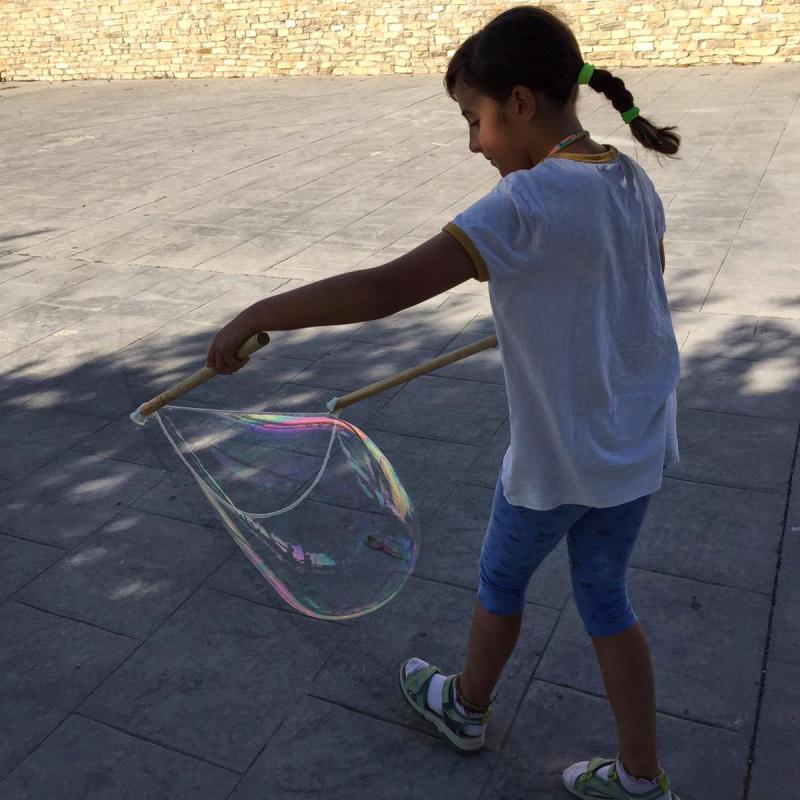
[510, 85, 537, 123]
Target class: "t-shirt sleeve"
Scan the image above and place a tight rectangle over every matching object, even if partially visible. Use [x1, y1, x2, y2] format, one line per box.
[441, 179, 535, 283]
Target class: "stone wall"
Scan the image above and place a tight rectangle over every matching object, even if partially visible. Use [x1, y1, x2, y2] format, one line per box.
[1, 0, 798, 82]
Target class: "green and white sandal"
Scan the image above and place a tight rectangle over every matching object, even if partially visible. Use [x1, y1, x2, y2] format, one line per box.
[563, 757, 680, 800]
[399, 658, 491, 753]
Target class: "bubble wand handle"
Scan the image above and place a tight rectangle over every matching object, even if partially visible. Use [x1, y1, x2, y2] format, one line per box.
[130, 332, 270, 424]
[327, 334, 498, 413]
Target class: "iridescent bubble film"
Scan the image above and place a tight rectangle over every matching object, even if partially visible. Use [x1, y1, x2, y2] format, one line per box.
[156, 406, 419, 620]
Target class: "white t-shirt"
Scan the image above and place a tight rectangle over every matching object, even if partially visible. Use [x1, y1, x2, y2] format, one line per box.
[444, 146, 680, 511]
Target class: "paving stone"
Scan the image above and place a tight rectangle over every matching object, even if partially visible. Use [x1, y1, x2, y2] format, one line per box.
[0, 602, 136, 780]
[227, 695, 495, 800]
[131, 230, 251, 270]
[465, 420, 509, 488]
[0, 406, 108, 480]
[16, 510, 233, 638]
[0, 533, 63, 603]
[0, 451, 166, 547]
[635, 477, 784, 594]
[749, 659, 800, 799]
[702, 269, 800, 318]
[536, 568, 770, 732]
[677, 353, 800, 421]
[0, 714, 238, 800]
[484, 681, 746, 800]
[80, 589, 343, 772]
[365, 428, 481, 522]
[664, 407, 796, 492]
[349, 296, 476, 354]
[132, 468, 227, 532]
[772, 517, 800, 667]
[663, 267, 716, 313]
[371, 375, 508, 447]
[311, 575, 558, 754]
[288, 340, 440, 393]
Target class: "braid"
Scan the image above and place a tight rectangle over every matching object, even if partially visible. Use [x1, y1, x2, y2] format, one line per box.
[585, 66, 681, 157]
[588, 68, 635, 116]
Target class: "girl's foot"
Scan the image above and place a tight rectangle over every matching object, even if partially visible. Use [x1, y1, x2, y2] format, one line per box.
[399, 657, 491, 753]
[563, 756, 679, 800]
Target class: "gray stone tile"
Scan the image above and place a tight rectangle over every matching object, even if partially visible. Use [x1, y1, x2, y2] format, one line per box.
[132, 468, 227, 532]
[0, 602, 136, 780]
[465, 421, 509, 488]
[484, 681, 746, 800]
[772, 522, 800, 667]
[0, 407, 108, 480]
[348, 296, 475, 352]
[664, 407, 796, 492]
[131, 231, 251, 270]
[0, 301, 94, 344]
[749, 660, 800, 799]
[634, 477, 784, 594]
[0, 714, 238, 800]
[536, 568, 770, 732]
[199, 229, 321, 274]
[677, 353, 800, 421]
[289, 340, 440, 393]
[664, 239, 730, 278]
[73, 414, 177, 469]
[0, 451, 165, 547]
[0, 533, 63, 603]
[366, 428, 481, 521]
[16, 510, 233, 638]
[80, 589, 343, 772]
[702, 269, 800, 318]
[228, 695, 496, 800]
[0, 280, 60, 316]
[311, 575, 558, 754]
[371, 375, 508, 447]
[663, 267, 716, 313]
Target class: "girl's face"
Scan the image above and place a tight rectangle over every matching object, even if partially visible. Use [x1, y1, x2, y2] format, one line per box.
[454, 83, 535, 178]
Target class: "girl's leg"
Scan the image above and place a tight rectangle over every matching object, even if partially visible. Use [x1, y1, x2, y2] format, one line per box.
[459, 479, 587, 708]
[567, 495, 662, 779]
[592, 621, 660, 778]
[458, 600, 523, 707]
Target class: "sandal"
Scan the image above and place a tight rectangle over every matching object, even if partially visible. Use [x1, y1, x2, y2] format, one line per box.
[399, 658, 491, 753]
[563, 756, 679, 800]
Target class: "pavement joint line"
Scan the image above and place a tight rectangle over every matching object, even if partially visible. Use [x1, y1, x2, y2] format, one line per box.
[628, 560, 778, 598]
[676, 403, 800, 424]
[303, 690, 451, 743]
[532, 677, 748, 735]
[663, 474, 787, 497]
[73, 711, 244, 775]
[9, 597, 140, 641]
[742, 417, 800, 800]
[203, 583, 351, 628]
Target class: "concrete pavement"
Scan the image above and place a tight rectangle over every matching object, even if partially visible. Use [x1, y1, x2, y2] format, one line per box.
[0, 65, 798, 799]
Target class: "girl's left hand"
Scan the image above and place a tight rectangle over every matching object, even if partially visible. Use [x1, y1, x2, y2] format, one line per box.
[206, 316, 255, 374]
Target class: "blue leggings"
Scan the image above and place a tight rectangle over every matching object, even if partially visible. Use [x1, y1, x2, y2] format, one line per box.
[478, 479, 652, 637]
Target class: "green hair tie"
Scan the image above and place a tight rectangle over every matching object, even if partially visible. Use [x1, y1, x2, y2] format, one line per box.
[577, 63, 595, 85]
[621, 106, 640, 124]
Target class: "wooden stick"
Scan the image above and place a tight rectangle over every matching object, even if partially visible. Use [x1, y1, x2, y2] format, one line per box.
[327, 334, 498, 413]
[131, 332, 270, 423]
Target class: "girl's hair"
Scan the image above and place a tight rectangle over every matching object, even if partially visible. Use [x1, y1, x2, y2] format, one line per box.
[444, 5, 680, 157]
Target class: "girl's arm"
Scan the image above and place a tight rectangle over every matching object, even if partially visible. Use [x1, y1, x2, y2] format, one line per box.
[207, 231, 479, 373]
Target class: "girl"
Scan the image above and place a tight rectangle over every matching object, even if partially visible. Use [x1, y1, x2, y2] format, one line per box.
[207, 6, 682, 799]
